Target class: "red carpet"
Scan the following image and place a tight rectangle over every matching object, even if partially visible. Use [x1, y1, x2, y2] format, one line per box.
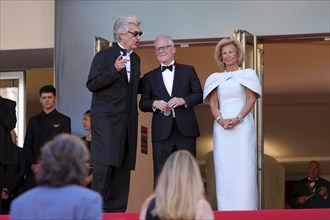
[1, 209, 329, 220]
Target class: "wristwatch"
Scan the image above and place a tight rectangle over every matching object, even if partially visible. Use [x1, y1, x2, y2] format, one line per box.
[237, 114, 243, 123]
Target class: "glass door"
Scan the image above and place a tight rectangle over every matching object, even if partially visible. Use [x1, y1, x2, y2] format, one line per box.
[0, 71, 26, 147]
[233, 30, 264, 209]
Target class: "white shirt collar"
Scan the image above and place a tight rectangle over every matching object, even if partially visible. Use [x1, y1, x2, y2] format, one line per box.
[161, 60, 175, 67]
[118, 43, 133, 55]
[308, 177, 319, 181]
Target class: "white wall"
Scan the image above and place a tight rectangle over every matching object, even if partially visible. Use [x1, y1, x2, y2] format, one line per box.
[264, 155, 285, 209]
[0, 0, 54, 50]
[127, 101, 153, 212]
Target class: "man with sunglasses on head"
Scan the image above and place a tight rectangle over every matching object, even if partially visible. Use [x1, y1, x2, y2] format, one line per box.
[139, 34, 203, 187]
[86, 15, 142, 212]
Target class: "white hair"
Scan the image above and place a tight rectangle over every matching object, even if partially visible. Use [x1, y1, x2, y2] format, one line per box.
[113, 15, 142, 41]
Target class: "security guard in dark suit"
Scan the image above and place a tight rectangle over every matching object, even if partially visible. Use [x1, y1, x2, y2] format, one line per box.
[23, 85, 71, 191]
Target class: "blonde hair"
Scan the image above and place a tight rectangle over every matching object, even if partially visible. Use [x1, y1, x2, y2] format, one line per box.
[214, 38, 244, 69]
[151, 150, 204, 219]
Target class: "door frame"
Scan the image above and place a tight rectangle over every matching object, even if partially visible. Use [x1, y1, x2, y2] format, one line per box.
[0, 71, 26, 147]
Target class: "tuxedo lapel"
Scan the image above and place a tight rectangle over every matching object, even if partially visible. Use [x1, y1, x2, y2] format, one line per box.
[121, 69, 129, 85]
[130, 53, 139, 86]
[171, 64, 181, 97]
[155, 68, 171, 99]
[0, 97, 4, 107]
[114, 43, 129, 85]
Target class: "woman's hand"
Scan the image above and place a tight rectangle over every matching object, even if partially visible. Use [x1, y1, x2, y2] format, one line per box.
[223, 117, 240, 130]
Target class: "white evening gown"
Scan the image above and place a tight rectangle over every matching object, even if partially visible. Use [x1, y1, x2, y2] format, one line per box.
[203, 69, 262, 211]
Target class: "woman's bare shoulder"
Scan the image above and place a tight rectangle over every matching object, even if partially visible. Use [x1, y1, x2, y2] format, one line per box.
[195, 198, 214, 220]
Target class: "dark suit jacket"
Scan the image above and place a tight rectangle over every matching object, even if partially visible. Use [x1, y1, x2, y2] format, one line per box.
[23, 109, 71, 167]
[0, 97, 18, 164]
[289, 177, 330, 208]
[139, 63, 202, 142]
[86, 43, 140, 170]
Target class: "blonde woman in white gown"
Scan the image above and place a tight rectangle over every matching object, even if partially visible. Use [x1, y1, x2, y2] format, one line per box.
[203, 38, 262, 211]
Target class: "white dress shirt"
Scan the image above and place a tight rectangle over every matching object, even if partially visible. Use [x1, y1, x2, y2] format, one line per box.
[161, 61, 175, 96]
[118, 43, 132, 82]
[161, 61, 176, 117]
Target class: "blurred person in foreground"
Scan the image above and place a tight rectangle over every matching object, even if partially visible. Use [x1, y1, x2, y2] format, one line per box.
[10, 134, 102, 220]
[139, 150, 214, 220]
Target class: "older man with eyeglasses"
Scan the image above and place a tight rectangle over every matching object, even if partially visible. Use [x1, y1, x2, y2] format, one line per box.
[139, 34, 203, 187]
[86, 15, 142, 212]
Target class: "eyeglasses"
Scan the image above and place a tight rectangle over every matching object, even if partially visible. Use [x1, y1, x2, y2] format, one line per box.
[127, 31, 143, 37]
[155, 45, 173, 53]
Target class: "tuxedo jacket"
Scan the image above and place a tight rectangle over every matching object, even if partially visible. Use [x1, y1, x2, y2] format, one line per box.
[289, 177, 330, 208]
[86, 43, 140, 170]
[0, 97, 18, 164]
[139, 63, 203, 142]
[23, 109, 71, 167]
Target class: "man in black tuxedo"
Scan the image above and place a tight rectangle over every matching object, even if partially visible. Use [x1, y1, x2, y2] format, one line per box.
[23, 85, 71, 191]
[139, 34, 203, 186]
[0, 96, 17, 169]
[0, 96, 18, 212]
[86, 15, 142, 212]
[289, 161, 330, 208]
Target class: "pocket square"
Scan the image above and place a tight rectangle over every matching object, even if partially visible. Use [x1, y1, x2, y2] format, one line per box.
[53, 124, 61, 128]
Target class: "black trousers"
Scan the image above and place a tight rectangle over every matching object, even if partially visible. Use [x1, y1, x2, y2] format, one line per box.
[152, 119, 196, 187]
[0, 161, 25, 214]
[92, 149, 131, 213]
[23, 170, 37, 192]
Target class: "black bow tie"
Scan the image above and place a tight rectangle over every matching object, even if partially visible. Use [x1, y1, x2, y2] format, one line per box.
[161, 65, 173, 72]
[119, 48, 128, 56]
[121, 50, 127, 56]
